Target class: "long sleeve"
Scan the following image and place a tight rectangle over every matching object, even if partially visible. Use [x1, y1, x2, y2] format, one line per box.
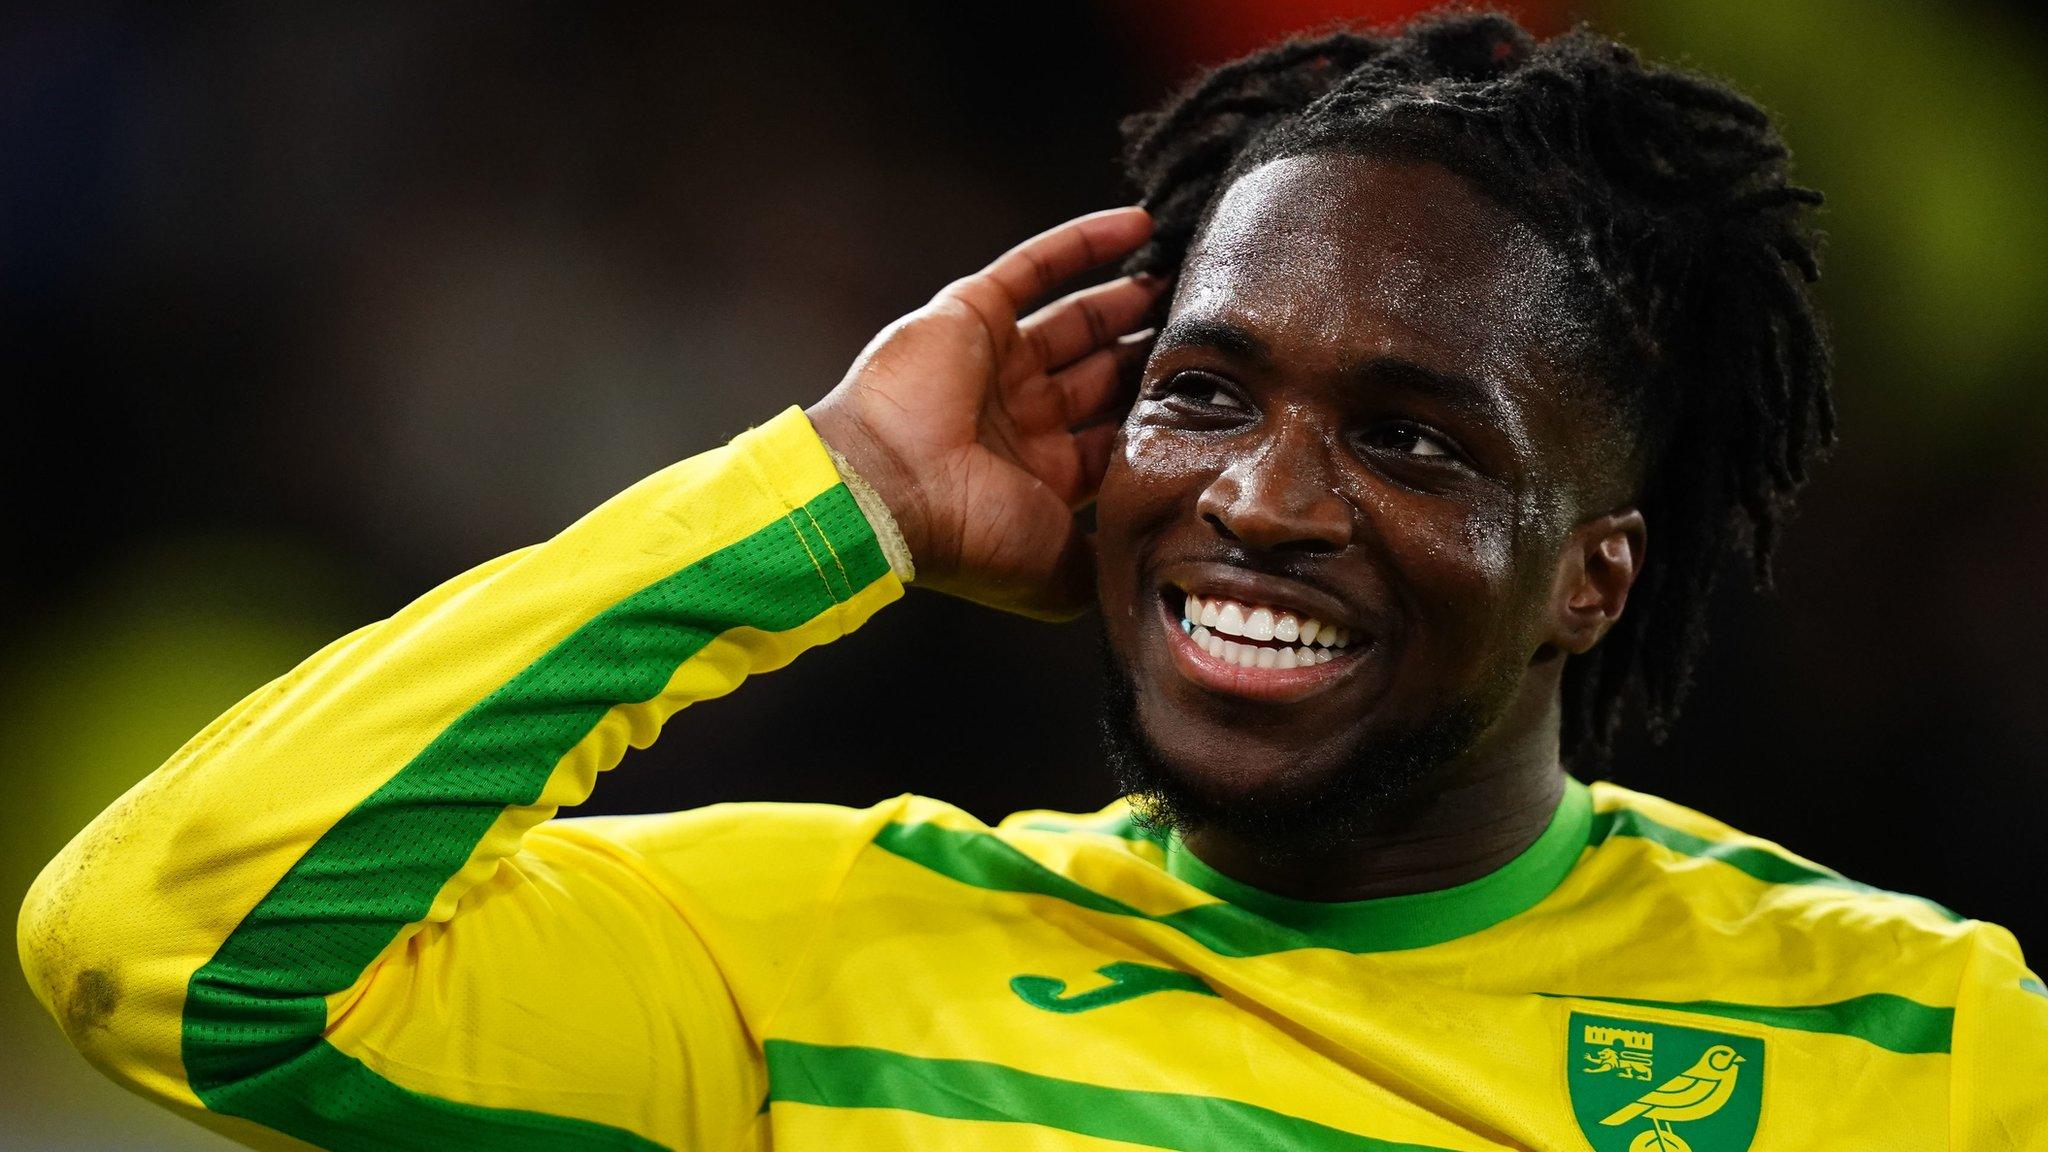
[16, 405, 906, 1151]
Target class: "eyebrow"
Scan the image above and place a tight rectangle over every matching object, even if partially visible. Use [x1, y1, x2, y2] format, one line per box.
[1153, 316, 1513, 427]
[1154, 316, 1273, 366]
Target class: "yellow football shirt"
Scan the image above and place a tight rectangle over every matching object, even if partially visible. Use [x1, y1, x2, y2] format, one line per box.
[18, 405, 2047, 1151]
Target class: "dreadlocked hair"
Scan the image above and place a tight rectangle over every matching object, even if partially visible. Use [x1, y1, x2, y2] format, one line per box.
[1118, 7, 1836, 770]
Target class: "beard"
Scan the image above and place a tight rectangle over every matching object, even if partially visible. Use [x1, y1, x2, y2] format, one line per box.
[1095, 623, 1514, 863]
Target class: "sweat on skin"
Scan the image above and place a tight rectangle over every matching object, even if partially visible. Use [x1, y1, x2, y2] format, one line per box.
[1095, 152, 1647, 898]
[16, 157, 2042, 1152]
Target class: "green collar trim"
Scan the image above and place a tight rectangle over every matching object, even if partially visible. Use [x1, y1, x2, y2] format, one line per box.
[1161, 776, 1593, 952]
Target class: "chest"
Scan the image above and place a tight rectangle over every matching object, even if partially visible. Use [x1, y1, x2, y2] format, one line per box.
[756, 886, 1944, 1151]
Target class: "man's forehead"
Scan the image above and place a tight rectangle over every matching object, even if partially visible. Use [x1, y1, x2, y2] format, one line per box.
[1175, 152, 1596, 393]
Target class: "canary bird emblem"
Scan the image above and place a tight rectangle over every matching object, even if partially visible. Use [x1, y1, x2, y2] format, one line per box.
[1567, 1014, 1764, 1152]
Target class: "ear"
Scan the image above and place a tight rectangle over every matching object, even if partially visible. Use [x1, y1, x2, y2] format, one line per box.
[1540, 507, 1647, 659]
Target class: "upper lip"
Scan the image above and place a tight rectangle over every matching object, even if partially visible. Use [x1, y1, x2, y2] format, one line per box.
[1158, 561, 1375, 636]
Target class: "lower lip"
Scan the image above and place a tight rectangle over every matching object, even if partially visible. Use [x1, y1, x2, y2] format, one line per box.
[1158, 596, 1369, 704]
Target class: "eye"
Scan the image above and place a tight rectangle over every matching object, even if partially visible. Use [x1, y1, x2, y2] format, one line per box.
[1363, 422, 1457, 460]
[1157, 370, 1248, 412]
[1203, 386, 1246, 411]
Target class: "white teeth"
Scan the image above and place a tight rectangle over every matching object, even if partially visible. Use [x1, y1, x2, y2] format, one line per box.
[1176, 590, 1360, 658]
[1255, 646, 1277, 669]
[1275, 647, 1298, 670]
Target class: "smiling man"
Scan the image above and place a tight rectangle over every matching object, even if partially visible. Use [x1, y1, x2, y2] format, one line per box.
[21, 11, 2047, 1152]
[1093, 153, 1616, 885]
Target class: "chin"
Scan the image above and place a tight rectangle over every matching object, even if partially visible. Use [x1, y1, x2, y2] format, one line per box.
[1096, 634, 1467, 853]
[1130, 709, 1354, 804]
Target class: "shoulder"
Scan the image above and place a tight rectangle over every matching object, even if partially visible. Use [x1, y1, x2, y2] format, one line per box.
[996, 796, 1158, 839]
[547, 793, 920, 849]
[532, 794, 941, 896]
[1585, 779, 1967, 927]
[538, 793, 1148, 864]
[1582, 779, 2002, 981]
[538, 792, 1100, 864]
[860, 795, 1173, 877]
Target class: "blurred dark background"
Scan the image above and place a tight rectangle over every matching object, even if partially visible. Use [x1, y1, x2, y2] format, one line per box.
[6, 2, 2045, 1146]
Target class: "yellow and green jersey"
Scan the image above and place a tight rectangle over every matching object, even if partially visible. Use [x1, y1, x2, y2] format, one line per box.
[18, 406, 2047, 1151]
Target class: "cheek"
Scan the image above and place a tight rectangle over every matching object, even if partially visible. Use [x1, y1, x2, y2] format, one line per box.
[1366, 488, 1526, 653]
[1098, 420, 1221, 535]
[1459, 501, 1519, 593]
[1121, 417, 1221, 483]
[1095, 423, 1221, 620]
[1425, 515, 1515, 606]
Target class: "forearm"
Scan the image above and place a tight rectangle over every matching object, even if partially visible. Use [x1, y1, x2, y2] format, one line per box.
[16, 405, 901, 1142]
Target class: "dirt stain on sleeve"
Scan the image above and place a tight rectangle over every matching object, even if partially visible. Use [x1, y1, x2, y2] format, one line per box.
[63, 966, 122, 1035]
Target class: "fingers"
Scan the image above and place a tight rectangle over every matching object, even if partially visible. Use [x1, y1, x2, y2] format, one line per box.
[1049, 326, 1156, 428]
[985, 206, 1154, 310]
[938, 206, 1153, 333]
[1019, 272, 1171, 377]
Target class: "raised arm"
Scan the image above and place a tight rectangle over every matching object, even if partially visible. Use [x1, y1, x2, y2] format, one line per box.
[17, 207, 1164, 1151]
[18, 409, 902, 1150]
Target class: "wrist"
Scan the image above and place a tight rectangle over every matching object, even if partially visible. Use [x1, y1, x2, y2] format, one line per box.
[803, 399, 931, 574]
[822, 441, 917, 583]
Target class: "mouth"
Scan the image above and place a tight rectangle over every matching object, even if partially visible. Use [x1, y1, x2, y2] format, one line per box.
[1155, 580, 1373, 704]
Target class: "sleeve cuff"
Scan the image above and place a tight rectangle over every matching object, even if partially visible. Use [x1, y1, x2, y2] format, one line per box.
[820, 442, 917, 585]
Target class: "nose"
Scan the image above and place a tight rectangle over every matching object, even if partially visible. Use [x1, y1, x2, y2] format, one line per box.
[1195, 419, 1354, 554]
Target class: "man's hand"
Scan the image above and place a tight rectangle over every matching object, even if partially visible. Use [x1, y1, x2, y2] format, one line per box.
[807, 206, 1169, 620]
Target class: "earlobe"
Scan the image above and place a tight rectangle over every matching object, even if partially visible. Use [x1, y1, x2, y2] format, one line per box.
[1553, 508, 1646, 656]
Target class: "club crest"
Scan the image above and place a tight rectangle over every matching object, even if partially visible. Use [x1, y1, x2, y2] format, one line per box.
[1566, 1012, 1764, 1152]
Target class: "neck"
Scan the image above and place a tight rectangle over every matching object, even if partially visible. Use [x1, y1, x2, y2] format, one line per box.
[1180, 676, 1569, 903]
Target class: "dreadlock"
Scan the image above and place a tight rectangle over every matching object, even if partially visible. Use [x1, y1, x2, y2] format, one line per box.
[1118, 7, 1836, 770]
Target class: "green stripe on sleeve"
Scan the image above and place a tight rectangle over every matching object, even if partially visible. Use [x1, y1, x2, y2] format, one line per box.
[1539, 991, 1954, 1055]
[181, 483, 888, 1148]
[202, 1040, 673, 1151]
[763, 1040, 1453, 1152]
[1588, 805, 1963, 922]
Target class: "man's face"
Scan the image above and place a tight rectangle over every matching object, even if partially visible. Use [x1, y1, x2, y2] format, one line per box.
[1093, 151, 1621, 844]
